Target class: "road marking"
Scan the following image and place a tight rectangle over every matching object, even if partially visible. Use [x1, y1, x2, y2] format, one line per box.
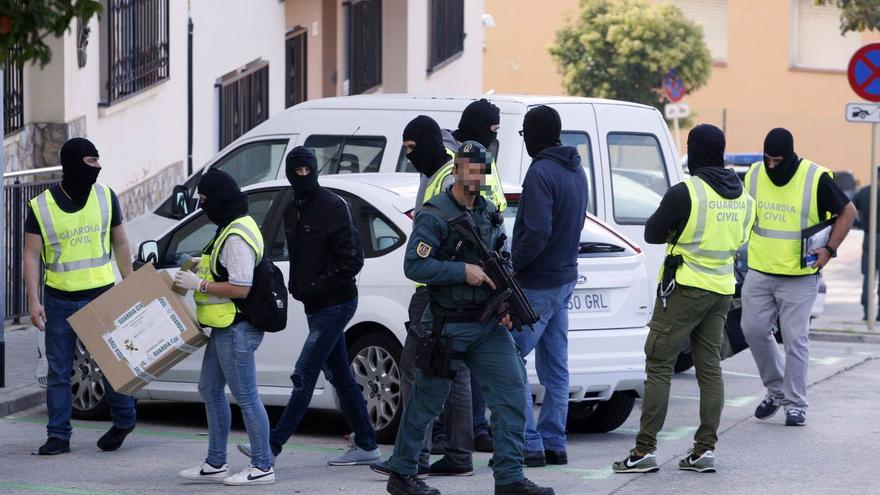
[810, 356, 843, 366]
[0, 481, 127, 495]
[669, 395, 759, 408]
[722, 370, 761, 378]
[547, 465, 615, 480]
[0, 415, 340, 454]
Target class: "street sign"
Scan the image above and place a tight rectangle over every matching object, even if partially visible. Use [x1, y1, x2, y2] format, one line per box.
[663, 70, 686, 103]
[846, 102, 880, 123]
[664, 102, 690, 120]
[848, 43, 880, 103]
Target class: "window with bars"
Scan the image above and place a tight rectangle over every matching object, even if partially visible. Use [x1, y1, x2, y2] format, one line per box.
[348, 0, 382, 95]
[429, 0, 464, 72]
[102, 0, 170, 105]
[3, 53, 24, 135]
[218, 61, 270, 150]
[285, 29, 308, 108]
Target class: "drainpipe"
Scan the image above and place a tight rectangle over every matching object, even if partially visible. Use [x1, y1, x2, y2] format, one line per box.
[187, 2, 193, 176]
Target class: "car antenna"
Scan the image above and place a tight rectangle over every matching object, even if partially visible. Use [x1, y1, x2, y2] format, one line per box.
[317, 126, 361, 175]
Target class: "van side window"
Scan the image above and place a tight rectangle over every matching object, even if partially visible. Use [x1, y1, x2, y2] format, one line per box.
[560, 131, 596, 215]
[607, 133, 668, 225]
[303, 135, 386, 174]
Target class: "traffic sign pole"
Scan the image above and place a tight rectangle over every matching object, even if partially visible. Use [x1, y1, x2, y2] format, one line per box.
[869, 123, 877, 331]
[673, 116, 681, 157]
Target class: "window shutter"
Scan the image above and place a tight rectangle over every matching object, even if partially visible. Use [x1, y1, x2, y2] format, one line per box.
[673, 0, 728, 62]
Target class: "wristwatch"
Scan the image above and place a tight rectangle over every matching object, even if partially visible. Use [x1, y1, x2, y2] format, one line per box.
[823, 245, 837, 258]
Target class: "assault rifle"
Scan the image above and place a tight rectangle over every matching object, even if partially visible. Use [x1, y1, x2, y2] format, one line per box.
[448, 213, 540, 331]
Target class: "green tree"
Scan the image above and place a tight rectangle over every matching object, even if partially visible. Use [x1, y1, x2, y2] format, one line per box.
[549, 0, 712, 111]
[0, 0, 102, 67]
[815, 0, 880, 34]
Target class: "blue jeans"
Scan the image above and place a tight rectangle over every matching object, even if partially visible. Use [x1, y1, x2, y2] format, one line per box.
[198, 321, 271, 469]
[44, 293, 137, 441]
[270, 298, 377, 454]
[512, 282, 575, 452]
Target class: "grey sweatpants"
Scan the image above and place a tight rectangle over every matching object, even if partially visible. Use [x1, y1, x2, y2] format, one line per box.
[741, 270, 818, 410]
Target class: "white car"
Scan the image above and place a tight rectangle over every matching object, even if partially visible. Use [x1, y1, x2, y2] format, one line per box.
[39, 174, 651, 441]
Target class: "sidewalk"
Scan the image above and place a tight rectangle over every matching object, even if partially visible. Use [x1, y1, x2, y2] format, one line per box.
[810, 229, 880, 342]
[0, 323, 44, 416]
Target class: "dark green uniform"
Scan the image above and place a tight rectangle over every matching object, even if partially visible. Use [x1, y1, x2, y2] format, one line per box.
[389, 187, 528, 486]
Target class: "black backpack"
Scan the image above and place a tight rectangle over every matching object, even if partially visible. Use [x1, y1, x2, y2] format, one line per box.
[237, 256, 288, 332]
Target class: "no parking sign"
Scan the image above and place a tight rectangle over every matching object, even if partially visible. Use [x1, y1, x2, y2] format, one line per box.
[848, 43, 880, 102]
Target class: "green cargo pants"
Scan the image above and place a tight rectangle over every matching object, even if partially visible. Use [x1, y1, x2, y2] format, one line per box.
[636, 284, 731, 455]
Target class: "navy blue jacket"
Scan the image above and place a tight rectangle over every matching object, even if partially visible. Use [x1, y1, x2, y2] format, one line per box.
[512, 146, 588, 289]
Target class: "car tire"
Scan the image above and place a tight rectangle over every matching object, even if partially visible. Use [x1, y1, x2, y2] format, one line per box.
[70, 338, 110, 421]
[348, 331, 403, 445]
[567, 392, 636, 433]
[674, 351, 695, 373]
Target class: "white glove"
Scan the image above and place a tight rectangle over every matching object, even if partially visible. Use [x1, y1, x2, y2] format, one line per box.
[174, 270, 204, 291]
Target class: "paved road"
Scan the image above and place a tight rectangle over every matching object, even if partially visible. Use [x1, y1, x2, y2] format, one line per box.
[1, 340, 878, 495]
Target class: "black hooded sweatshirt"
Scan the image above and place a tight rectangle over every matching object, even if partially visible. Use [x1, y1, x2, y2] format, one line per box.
[645, 124, 742, 244]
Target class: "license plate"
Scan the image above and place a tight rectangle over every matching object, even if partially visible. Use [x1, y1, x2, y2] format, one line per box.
[568, 290, 611, 313]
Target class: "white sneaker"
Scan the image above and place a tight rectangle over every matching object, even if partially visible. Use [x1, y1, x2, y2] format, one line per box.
[179, 462, 229, 483]
[222, 465, 276, 486]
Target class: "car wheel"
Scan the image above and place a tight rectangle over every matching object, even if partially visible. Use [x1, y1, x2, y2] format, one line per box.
[71, 338, 110, 421]
[567, 392, 636, 433]
[348, 332, 403, 445]
[674, 351, 695, 373]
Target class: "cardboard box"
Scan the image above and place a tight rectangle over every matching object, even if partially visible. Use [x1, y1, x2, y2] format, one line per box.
[68, 264, 207, 395]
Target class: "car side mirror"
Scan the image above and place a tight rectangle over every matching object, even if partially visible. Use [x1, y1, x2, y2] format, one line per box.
[170, 184, 192, 218]
[136, 240, 159, 269]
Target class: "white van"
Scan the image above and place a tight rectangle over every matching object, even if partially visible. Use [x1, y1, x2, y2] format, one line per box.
[129, 94, 682, 279]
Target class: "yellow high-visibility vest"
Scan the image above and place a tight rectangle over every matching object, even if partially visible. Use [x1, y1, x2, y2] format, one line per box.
[194, 215, 264, 329]
[30, 184, 115, 292]
[745, 159, 830, 276]
[662, 177, 755, 295]
[423, 147, 507, 211]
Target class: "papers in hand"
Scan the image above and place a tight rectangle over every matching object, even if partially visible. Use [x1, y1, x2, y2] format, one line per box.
[801, 219, 834, 268]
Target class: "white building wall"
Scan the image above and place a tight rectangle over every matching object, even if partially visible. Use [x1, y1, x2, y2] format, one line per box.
[404, 0, 484, 95]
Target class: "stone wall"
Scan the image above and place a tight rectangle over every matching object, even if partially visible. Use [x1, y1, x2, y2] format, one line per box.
[3, 117, 87, 173]
[117, 161, 186, 220]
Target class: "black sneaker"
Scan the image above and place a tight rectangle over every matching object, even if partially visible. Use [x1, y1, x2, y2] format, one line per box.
[495, 477, 555, 495]
[97, 426, 135, 451]
[785, 408, 806, 426]
[545, 450, 567, 465]
[387, 471, 441, 495]
[371, 459, 429, 479]
[474, 432, 494, 453]
[754, 396, 781, 420]
[429, 456, 474, 476]
[36, 437, 70, 456]
[523, 450, 546, 467]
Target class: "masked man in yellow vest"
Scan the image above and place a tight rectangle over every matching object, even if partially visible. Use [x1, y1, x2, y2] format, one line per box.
[613, 125, 755, 474]
[742, 128, 855, 427]
[24, 138, 137, 455]
[372, 115, 477, 478]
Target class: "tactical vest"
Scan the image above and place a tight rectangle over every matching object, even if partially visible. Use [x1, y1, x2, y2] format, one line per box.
[663, 177, 755, 295]
[30, 184, 115, 292]
[423, 147, 507, 211]
[421, 189, 500, 312]
[745, 159, 830, 276]
[195, 215, 264, 329]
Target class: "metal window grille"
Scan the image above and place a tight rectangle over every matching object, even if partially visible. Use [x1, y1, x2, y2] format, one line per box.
[218, 61, 270, 150]
[285, 30, 308, 108]
[429, 0, 464, 72]
[104, 0, 170, 104]
[3, 52, 24, 135]
[349, 0, 382, 95]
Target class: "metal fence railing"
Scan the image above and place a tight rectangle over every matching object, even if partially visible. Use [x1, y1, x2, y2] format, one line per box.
[4, 167, 62, 321]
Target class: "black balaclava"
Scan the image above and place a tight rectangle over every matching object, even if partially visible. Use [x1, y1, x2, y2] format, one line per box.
[403, 115, 450, 177]
[60, 137, 101, 201]
[522, 105, 562, 158]
[452, 98, 501, 148]
[763, 128, 799, 186]
[286, 146, 320, 202]
[197, 168, 248, 230]
[686, 124, 725, 176]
